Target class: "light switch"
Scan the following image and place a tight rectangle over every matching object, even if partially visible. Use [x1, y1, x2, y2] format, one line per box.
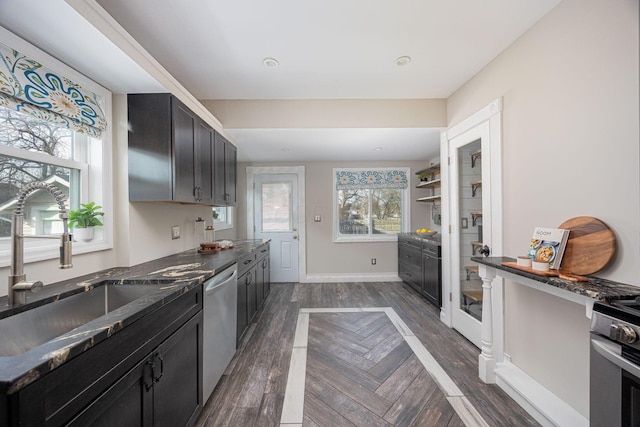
[171, 225, 180, 239]
[314, 215, 321, 222]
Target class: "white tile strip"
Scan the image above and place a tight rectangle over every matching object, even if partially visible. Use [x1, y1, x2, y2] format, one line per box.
[293, 313, 309, 348]
[447, 396, 491, 427]
[280, 312, 310, 426]
[280, 307, 488, 427]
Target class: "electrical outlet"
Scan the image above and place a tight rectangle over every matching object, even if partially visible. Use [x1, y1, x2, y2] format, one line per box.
[171, 225, 180, 240]
[314, 215, 322, 222]
[371, 258, 376, 265]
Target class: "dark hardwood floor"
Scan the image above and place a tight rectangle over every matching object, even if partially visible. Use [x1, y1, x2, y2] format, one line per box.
[196, 282, 539, 427]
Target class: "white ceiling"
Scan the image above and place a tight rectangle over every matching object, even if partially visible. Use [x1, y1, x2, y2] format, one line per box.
[0, 0, 561, 162]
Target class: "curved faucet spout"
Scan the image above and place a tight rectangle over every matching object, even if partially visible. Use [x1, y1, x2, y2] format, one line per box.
[8, 182, 73, 305]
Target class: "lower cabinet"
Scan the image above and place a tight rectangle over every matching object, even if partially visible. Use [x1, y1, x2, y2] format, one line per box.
[398, 234, 442, 308]
[236, 243, 271, 346]
[68, 313, 202, 427]
[10, 285, 202, 427]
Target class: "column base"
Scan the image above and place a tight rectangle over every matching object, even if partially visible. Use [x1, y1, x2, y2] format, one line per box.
[479, 353, 496, 383]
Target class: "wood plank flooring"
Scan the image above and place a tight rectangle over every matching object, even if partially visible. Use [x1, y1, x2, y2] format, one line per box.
[196, 282, 540, 427]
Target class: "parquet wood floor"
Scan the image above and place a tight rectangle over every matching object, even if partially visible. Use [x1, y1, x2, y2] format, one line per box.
[196, 282, 540, 427]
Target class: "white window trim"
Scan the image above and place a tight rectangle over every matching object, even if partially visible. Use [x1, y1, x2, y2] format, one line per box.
[213, 207, 234, 231]
[333, 167, 411, 243]
[0, 27, 113, 267]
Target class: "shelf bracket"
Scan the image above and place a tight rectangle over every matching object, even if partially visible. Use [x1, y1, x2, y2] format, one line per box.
[471, 151, 481, 168]
[471, 182, 481, 197]
[471, 212, 482, 227]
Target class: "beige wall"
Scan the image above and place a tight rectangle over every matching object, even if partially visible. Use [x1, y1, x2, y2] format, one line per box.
[202, 99, 447, 129]
[236, 161, 434, 276]
[447, 0, 639, 416]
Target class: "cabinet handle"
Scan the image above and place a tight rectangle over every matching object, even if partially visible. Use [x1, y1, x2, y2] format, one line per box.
[262, 260, 267, 268]
[144, 359, 155, 391]
[244, 259, 252, 265]
[154, 351, 164, 383]
[246, 271, 253, 285]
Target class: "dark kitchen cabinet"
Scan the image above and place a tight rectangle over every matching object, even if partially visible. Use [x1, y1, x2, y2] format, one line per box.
[128, 93, 215, 205]
[255, 243, 270, 304]
[398, 234, 442, 308]
[67, 313, 202, 427]
[236, 244, 271, 346]
[213, 132, 237, 207]
[10, 285, 203, 427]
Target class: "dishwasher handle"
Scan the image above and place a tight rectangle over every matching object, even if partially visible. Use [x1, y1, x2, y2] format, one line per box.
[205, 266, 238, 295]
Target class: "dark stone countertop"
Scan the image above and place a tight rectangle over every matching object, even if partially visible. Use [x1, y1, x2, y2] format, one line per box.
[472, 256, 640, 301]
[0, 239, 268, 394]
[398, 232, 442, 245]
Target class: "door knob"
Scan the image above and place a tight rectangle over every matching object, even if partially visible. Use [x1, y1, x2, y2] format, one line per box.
[479, 245, 491, 257]
[293, 236, 298, 240]
[293, 227, 297, 231]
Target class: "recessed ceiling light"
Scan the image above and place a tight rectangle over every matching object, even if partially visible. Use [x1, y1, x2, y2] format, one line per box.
[394, 56, 412, 67]
[373, 147, 383, 151]
[263, 57, 279, 68]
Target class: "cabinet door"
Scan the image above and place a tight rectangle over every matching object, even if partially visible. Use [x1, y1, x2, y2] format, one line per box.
[172, 99, 197, 203]
[224, 141, 237, 206]
[153, 313, 202, 427]
[422, 255, 442, 307]
[255, 257, 265, 307]
[127, 94, 173, 201]
[66, 356, 154, 427]
[195, 120, 214, 204]
[237, 271, 248, 345]
[213, 132, 226, 205]
[246, 266, 257, 323]
[263, 256, 271, 298]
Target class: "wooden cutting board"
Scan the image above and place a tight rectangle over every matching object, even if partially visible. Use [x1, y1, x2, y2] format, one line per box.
[558, 216, 616, 275]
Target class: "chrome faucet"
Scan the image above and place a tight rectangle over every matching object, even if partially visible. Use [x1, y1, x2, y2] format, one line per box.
[8, 182, 73, 305]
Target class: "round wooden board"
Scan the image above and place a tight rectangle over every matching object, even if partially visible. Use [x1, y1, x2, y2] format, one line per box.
[558, 216, 616, 275]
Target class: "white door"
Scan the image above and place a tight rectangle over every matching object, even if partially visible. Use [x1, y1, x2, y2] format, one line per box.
[449, 121, 492, 348]
[254, 173, 299, 282]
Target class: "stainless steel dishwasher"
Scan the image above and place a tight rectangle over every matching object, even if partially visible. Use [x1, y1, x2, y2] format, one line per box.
[202, 263, 238, 402]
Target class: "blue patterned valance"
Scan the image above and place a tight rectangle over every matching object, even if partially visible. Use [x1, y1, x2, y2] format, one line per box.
[336, 169, 408, 190]
[0, 41, 106, 137]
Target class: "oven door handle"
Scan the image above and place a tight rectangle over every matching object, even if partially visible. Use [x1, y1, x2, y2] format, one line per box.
[592, 335, 640, 379]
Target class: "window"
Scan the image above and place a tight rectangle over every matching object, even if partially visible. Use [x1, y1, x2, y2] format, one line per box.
[0, 29, 112, 266]
[334, 168, 410, 242]
[212, 207, 233, 230]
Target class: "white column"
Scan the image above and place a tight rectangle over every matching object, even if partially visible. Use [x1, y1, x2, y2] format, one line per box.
[478, 264, 496, 383]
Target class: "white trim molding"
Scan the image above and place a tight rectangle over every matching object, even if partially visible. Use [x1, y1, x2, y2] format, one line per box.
[495, 358, 588, 427]
[303, 273, 402, 283]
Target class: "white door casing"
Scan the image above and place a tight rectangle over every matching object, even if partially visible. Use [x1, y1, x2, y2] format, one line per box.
[441, 98, 503, 378]
[247, 166, 306, 283]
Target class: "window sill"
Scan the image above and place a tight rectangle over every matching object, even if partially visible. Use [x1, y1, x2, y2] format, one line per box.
[334, 235, 399, 243]
[213, 223, 233, 231]
[0, 241, 113, 268]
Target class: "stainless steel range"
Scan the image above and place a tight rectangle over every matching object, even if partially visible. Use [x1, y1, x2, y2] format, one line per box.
[591, 299, 640, 426]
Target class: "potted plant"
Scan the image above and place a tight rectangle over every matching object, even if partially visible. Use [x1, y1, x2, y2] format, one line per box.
[419, 172, 431, 182]
[68, 202, 104, 242]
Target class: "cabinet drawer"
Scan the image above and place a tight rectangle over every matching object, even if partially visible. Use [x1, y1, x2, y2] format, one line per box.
[399, 262, 422, 293]
[398, 247, 421, 266]
[238, 253, 256, 276]
[398, 236, 421, 251]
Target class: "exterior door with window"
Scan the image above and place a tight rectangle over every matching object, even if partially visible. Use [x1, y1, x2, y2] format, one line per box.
[254, 174, 299, 283]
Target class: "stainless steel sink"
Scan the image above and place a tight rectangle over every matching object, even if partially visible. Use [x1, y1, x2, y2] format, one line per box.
[0, 282, 169, 357]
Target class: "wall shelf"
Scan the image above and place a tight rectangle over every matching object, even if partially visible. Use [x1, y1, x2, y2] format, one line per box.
[416, 178, 441, 189]
[471, 241, 484, 255]
[417, 195, 442, 203]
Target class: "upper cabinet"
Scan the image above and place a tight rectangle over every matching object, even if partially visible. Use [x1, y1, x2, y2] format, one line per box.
[127, 93, 236, 206]
[213, 132, 237, 207]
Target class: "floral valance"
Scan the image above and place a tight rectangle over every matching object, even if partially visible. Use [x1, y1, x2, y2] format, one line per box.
[0, 41, 106, 137]
[336, 169, 408, 190]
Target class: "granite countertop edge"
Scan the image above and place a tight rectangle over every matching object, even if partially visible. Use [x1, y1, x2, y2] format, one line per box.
[471, 256, 640, 301]
[0, 239, 269, 393]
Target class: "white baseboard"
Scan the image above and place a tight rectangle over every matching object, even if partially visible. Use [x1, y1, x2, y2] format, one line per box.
[302, 273, 402, 283]
[494, 360, 588, 427]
